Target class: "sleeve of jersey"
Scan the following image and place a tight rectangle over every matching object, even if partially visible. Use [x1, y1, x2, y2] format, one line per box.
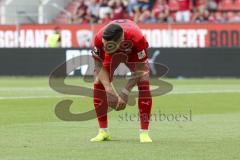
[91, 35, 104, 62]
[131, 36, 149, 62]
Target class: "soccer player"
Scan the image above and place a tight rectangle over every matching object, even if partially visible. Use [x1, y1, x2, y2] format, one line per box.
[91, 19, 152, 143]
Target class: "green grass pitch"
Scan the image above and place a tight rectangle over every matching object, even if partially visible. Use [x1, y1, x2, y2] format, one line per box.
[0, 77, 240, 160]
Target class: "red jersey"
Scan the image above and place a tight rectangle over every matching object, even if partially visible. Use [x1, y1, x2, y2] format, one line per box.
[177, 0, 190, 11]
[92, 19, 149, 63]
[196, 0, 206, 7]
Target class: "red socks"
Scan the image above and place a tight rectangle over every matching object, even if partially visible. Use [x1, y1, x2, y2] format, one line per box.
[138, 81, 152, 130]
[93, 81, 152, 130]
[93, 83, 108, 128]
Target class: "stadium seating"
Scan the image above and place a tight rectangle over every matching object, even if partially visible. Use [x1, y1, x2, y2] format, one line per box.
[169, 0, 178, 12]
[52, 0, 240, 24]
[234, 0, 240, 11]
[218, 0, 234, 11]
[1, 0, 240, 24]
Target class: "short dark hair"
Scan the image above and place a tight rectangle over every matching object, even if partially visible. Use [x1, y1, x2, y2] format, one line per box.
[102, 23, 123, 41]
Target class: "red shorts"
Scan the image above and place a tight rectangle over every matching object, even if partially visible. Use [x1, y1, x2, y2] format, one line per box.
[102, 51, 149, 81]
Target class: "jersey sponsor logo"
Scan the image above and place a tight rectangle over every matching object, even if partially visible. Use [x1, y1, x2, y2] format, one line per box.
[137, 50, 146, 60]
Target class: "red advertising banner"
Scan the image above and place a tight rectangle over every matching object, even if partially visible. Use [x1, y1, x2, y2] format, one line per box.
[0, 23, 239, 48]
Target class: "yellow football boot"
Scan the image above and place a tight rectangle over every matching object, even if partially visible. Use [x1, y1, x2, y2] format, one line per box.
[90, 130, 111, 142]
[140, 131, 152, 143]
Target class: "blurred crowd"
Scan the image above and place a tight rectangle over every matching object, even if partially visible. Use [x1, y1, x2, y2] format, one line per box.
[60, 0, 240, 24]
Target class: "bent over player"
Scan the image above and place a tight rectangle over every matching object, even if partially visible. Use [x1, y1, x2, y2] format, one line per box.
[91, 19, 152, 143]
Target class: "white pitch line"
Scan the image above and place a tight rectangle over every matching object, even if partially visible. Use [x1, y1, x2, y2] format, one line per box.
[170, 89, 240, 95]
[0, 89, 240, 100]
[0, 95, 84, 100]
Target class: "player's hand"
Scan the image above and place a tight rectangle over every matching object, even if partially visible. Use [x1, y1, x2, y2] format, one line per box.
[116, 89, 129, 111]
[105, 87, 118, 110]
[116, 96, 127, 111]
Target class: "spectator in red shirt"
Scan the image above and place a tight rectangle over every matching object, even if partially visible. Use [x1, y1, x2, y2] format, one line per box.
[153, 0, 170, 22]
[176, 0, 191, 22]
[100, 12, 113, 23]
[72, 1, 88, 24]
[196, 0, 207, 12]
[109, 0, 129, 20]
